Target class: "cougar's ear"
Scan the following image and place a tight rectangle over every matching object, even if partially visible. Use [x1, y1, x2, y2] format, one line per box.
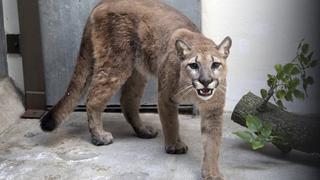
[175, 39, 192, 59]
[218, 36, 232, 58]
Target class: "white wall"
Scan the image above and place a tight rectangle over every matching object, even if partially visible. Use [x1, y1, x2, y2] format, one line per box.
[202, 0, 320, 114]
[2, 0, 24, 92]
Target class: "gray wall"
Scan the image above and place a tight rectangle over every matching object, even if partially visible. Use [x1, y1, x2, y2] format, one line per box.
[38, 0, 201, 106]
[0, 0, 7, 77]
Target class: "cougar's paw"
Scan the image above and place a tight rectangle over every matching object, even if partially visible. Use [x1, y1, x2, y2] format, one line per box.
[91, 132, 114, 146]
[165, 141, 188, 154]
[136, 125, 158, 139]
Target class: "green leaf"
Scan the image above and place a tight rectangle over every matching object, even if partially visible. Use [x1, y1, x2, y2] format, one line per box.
[282, 75, 290, 83]
[303, 80, 308, 93]
[267, 74, 273, 79]
[285, 92, 293, 102]
[276, 71, 285, 80]
[276, 100, 284, 109]
[283, 63, 294, 74]
[291, 67, 300, 75]
[288, 78, 300, 89]
[263, 122, 272, 132]
[305, 76, 314, 85]
[251, 139, 265, 150]
[307, 52, 314, 60]
[267, 77, 276, 87]
[310, 60, 318, 68]
[298, 39, 304, 49]
[233, 131, 255, 143]
[299, 54, 310, 65]
[275, 64, 282, 73]
[260, 89, 268, 98]
[293, 89, 305, 100]
[276, 90, 286, 99]
[261, 126, 272, 138]
[246, 115, 262, 132]
[301, 43, 309, 54]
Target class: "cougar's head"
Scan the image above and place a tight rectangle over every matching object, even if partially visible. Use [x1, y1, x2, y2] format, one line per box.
[176, 36, 232, 101]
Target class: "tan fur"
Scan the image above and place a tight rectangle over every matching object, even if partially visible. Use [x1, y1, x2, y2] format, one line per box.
[40, 0, 232, 179]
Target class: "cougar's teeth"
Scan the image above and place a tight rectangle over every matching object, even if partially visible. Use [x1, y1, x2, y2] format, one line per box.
[197, 89, 213, 96]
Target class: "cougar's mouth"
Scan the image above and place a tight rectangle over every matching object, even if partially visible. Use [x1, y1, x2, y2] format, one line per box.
[197, 88, 214, 97]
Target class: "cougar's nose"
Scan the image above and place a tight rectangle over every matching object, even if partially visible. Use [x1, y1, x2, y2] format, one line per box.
[199, 78, 213, 88]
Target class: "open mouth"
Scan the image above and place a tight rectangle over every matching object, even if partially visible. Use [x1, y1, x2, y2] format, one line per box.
[197, 88, 214, 97]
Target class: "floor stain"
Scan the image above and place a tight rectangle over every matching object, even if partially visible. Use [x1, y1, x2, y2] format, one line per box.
[44, 174, 62, 180]
[57, 150, 99, 161]
[92, 165, 111, 173]
[24, 132, 40, 138]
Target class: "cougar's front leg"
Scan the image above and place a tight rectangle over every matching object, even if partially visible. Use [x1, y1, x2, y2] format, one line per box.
[200, 107, 224, 180]
[158, 96, 188, 154]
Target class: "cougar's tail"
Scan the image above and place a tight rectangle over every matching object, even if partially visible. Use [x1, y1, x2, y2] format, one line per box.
[40, 32, 93, 132]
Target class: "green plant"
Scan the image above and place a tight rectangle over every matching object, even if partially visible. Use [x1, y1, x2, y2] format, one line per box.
[233, 115, 277, 150]
[234, 40, 319, 150]
[260, 40, 318, 109]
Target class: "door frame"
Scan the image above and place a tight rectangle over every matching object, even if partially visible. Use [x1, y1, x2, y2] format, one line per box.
[0, 0, 7, 78]
[18, 0, 47, 118]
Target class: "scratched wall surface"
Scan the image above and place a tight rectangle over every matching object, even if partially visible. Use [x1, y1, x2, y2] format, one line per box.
[0, 0, 7, 78]
[38, 0, 201, 106]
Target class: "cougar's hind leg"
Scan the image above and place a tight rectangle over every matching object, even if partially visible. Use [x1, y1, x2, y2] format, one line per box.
[86, 54, 133, 146]
[120, 69, 158, 139]
[88, 6, 138, 145]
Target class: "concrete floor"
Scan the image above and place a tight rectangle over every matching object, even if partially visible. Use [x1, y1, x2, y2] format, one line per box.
[0, 112, 319, 180]
[1, 77, 319, 180]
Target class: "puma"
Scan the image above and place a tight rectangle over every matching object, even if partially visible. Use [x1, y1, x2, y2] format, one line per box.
[40, 0, 232, 179]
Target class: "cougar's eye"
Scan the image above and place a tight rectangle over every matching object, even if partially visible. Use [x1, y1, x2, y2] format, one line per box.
[188, 63, 199, 70]
[211, 62, 221, 69]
